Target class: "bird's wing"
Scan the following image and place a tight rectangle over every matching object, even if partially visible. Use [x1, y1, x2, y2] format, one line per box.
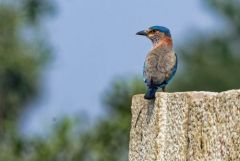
[164, 52, 178, 83]
[156, 51, 177, 82]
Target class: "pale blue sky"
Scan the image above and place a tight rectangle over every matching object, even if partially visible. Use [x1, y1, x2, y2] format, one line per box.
[21, 0, 222, 135]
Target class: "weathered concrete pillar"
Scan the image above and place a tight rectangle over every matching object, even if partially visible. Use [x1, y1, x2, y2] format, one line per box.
[129, 90, 240, 161]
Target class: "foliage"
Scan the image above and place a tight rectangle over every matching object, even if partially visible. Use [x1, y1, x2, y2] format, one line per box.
[0, 2, 53, 130]
[171, 0, 240, 92]
[22, 0, 56, 24]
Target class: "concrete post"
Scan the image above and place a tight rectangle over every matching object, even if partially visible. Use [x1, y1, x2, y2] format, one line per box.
[129, 90, 240, 161]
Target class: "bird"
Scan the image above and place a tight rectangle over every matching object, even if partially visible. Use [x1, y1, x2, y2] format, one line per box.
[136, 26, 177, 99]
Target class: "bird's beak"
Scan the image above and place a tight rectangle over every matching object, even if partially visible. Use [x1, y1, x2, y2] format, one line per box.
[136, 30, 147, 36]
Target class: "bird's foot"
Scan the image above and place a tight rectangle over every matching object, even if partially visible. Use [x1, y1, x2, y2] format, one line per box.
[162, 86, 166, 92]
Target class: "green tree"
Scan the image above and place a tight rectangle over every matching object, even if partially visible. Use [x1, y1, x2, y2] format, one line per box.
[171, 0, 240, 92]
[0, 0, 55, 160]
[0, 1, 54, 132]
[0, 78, 145, 161]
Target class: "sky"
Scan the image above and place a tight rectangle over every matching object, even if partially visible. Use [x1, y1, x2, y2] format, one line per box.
[21, 0, 223, 136]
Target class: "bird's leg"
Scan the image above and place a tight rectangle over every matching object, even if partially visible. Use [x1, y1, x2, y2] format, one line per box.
[162, 86, 166, 92]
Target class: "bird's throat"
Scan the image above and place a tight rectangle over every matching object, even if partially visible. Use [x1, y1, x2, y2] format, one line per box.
[152, 37, 173, 49]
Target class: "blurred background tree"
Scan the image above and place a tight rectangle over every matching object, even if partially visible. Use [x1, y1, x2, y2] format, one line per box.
[0, 0, 240, 160]
[0, 0, 55, 159]
[0, 0, 55, 133]
[171, 0, 240, 92]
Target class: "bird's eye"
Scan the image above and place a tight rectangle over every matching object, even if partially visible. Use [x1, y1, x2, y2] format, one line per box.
[148, 30, 155, 35]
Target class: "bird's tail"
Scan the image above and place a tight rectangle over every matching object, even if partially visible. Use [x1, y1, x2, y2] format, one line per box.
[144, 87, 158, 100]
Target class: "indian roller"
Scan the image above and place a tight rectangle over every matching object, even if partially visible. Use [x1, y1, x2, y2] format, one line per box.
[136, 26, 177, 99]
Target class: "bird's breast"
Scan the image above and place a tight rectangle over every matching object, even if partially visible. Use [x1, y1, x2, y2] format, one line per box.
[143, 47, 176, 86]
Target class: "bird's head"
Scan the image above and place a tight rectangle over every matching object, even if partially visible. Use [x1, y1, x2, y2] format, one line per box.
[136, 26, 172, 48]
